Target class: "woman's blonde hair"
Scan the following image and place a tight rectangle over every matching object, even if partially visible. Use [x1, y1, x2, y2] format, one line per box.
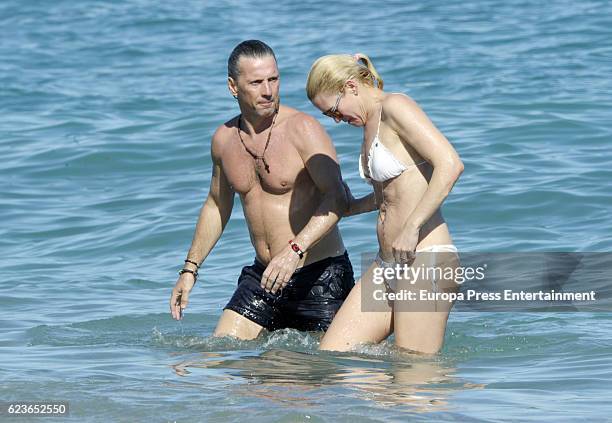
[306, 53, 383, 101]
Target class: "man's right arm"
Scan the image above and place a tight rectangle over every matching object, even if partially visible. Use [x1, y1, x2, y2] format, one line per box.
[184, 151, 235, 268]
[170, 132, 234, 320]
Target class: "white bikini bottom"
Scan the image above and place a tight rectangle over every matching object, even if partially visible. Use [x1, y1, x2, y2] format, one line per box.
[373, 244, 459, 293]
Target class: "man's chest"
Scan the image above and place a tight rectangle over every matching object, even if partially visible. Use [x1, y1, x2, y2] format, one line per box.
[221, 135, 305, 195]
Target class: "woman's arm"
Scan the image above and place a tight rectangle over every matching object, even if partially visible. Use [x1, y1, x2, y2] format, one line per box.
[343, 181, 379, 217]
[385, 94, 464, 262]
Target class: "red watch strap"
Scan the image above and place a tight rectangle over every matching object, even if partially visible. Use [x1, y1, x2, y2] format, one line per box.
[288, 240, 304, 259]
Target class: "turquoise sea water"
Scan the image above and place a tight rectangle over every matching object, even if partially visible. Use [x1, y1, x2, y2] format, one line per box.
[2, 0, 612, 421]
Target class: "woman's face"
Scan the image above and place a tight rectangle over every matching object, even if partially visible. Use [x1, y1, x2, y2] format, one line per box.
[312, 87, 365, 127]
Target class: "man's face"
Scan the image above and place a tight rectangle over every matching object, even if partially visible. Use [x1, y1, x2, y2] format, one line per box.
[229, 55, 279, 118]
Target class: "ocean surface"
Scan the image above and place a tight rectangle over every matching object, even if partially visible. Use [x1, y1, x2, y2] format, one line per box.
[2, 0, 612, 421]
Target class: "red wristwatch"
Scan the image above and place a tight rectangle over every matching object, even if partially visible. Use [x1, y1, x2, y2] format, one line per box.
[288, 240, 304, 259]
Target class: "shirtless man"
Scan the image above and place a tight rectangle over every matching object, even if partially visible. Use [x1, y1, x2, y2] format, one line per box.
[169, 40, 354, 339]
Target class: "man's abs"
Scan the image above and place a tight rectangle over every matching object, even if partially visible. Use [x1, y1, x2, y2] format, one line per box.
[242, 185, 345, 266]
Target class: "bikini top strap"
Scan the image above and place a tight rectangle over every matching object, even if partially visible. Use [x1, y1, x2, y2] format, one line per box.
[376, 104, 383, 138]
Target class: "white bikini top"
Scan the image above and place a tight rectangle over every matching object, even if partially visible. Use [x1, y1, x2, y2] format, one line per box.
[359, 106, 426, 184]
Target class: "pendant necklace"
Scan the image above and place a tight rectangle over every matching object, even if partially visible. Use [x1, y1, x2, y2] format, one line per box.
[237, 108, 279, 174]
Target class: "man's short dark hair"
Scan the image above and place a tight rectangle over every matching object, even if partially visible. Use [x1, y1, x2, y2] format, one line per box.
[228, 40, 277, 80]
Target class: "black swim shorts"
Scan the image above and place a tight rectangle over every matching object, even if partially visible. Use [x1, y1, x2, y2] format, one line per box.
[224, 251, 354, 332]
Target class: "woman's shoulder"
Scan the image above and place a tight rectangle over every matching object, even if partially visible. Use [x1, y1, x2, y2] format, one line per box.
[381, 92, 425, 126]
[382, 92, 418, 113]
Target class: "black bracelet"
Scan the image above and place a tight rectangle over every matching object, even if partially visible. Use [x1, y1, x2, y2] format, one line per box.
[184, 259, 200, 268]
[179, 268, 198, 282]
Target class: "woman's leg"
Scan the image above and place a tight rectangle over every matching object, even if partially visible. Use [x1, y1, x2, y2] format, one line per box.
[393, 248, 460, 354]
[319, 261, 393, 351]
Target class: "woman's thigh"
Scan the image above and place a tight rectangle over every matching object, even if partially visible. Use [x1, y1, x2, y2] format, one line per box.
[319, 261, 393, 352]
[393, 249, 460, 354]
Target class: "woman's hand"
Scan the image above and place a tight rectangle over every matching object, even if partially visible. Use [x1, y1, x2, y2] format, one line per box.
[342, 181, 356, 216]
[392, 223, 420, 263]
[342, 181, 378, 217]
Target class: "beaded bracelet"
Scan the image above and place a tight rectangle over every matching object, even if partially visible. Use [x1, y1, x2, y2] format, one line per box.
[179, 268, 198, 282]
[288, 239, 305, 259]
[184, 259, 200, 268]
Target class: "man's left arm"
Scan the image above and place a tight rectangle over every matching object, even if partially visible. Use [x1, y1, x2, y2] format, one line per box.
[261, 114, 347, 293]
[291, 114, 348, 251]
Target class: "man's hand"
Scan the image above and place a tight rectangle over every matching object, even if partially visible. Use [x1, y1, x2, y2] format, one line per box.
[392, 223, 420, 264]
[170, 274, 196, 320]
[261, 246, 301, 294]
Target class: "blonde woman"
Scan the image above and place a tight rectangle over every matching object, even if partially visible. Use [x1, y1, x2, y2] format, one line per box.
[306, 54, 464, 354]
